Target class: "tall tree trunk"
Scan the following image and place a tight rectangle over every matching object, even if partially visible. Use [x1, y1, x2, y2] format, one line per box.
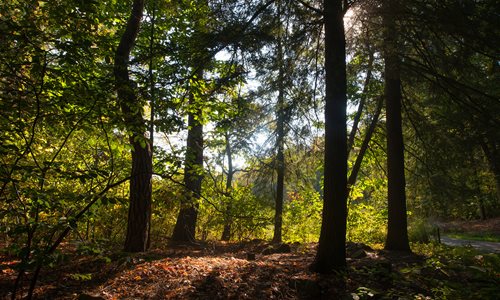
[273, 1, 286, 243]
[114, 0, 152, 253]
[221, 132, 233, 241]
[383, 0, 410, 252]
[312, 0, 348, 272]
[171, 71, 204, 243]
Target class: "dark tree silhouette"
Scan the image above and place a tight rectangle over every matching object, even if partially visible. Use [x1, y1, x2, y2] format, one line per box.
[312, 0, 348, 272]
[382, 0, 410, 251]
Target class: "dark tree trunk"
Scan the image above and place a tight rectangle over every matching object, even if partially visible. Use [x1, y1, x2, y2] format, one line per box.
[114, 0, 152, 253]
[479, 198, 487, 220]
[221, 132, 233, 241]
[124, 140, 153, 251]
[171, 74, 204, 243]
[383, 0, 410, 252]
[273, 135, 285, 243]
[273, 6, 286, 243]
[312, 0, 348, 272]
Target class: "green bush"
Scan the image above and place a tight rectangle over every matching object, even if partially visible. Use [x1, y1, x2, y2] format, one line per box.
[283, 190, 322, 243]
[408, 218, 435, 243]
[347, 202, 387, 245]
[197, 184, 273, 241]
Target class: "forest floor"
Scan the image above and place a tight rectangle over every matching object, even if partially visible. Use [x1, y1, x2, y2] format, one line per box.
[437, 217, 500, 236]
[1, 219, 499, 299]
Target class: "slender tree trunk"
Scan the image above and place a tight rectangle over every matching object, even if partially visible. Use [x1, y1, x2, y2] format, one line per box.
[171, 71, 204, 243]
[348, 97, 383, 190]
[147, 0, 156, 250]
[478, 197, 487, 220]
[273, 131, 285, 243]
[470, 153, 487, 220]
[347, 50, 374, 154]
[312, 0, 348, 272]
[221, 132, 233, 241]
[480, 138, 500, 205]
[114, 0, 152, 253]
[273, 2, 286, 243]
[383, 0, 410, 252]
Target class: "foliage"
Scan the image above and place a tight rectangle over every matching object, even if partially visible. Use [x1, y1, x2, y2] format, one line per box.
[347, 203, 387, 245]
[408, 217, 438, 243]
[282, 190, 322, 243]
[410, 242, 500, 299]
[149, 176, 183, 242]
[198, 184, 273, 241]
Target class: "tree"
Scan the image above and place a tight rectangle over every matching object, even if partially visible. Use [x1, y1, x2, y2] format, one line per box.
[0, 1, 137, 297]
[216, 95, 260, 241]
[221, 131, 235, 241]
[382, 0, 410, 251]
[171, 70, 205, 243]
[170, 0, 213, 243]
[387, 0, 500, 220]
[272, 0, 287, 244]
[312, 0, 348, 272]
[114, 0, 153, 252]
[240, 0, 322, 244]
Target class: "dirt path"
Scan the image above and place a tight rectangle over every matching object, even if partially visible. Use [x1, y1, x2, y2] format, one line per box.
[441, 236, 500, 253]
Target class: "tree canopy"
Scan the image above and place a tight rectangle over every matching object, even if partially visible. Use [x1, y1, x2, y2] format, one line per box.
[1, 0, 499, 298]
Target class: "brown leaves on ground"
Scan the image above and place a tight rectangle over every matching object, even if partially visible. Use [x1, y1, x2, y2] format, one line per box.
[1, 241, 329, 299]
[437, 216, 500, 235]
[102, 254, 312, 299]
[1, 240, 498, 299]
[83, 241, 340, 299]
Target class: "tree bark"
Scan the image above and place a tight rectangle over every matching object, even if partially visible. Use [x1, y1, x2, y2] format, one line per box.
[273, 132, 285, 243]
[273, 1, 286, 243]
[383, 0, 410, 252]
[312, 0, 348, 272]
[221, 132, 233, 241]
[124, 140, 153, 251]
[114, 0, 152, 253]
[171, 71, 204, 243]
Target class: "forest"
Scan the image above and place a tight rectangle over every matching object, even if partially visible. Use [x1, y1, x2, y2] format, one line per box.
[0, 0, 499, 299]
